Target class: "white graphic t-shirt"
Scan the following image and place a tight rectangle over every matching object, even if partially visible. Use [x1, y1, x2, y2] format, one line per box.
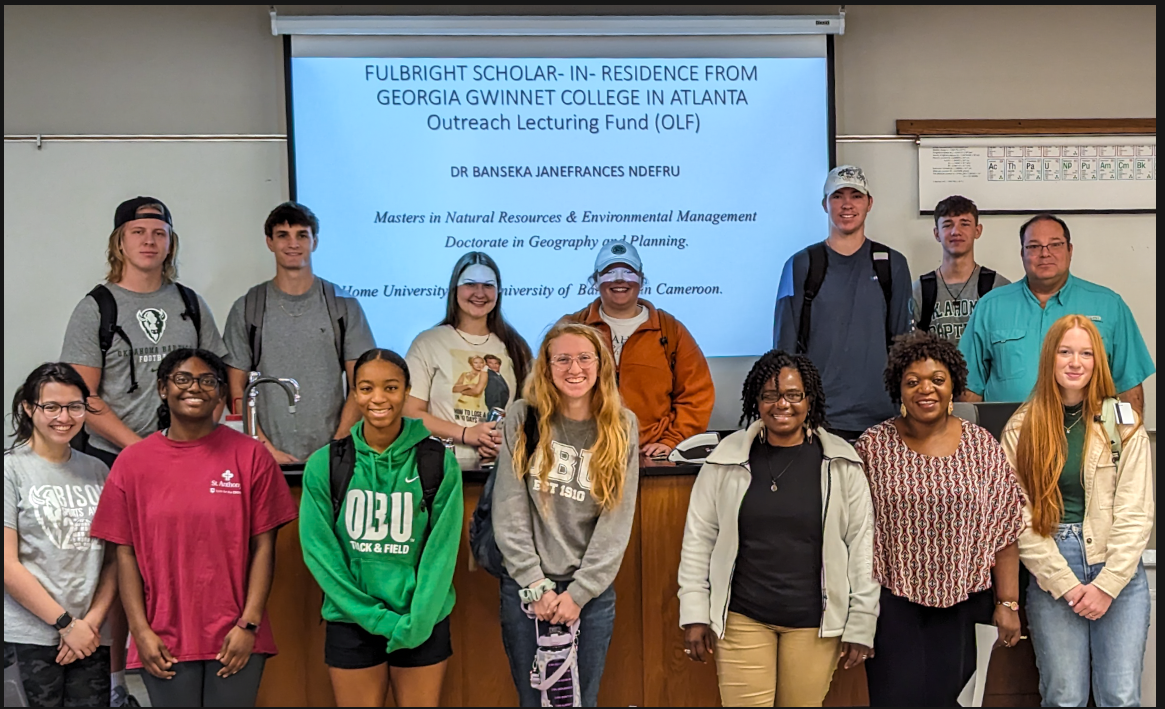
[4, 445, 112, 646]
[405, 325, 518, 464]
[599, 306, 650, 364]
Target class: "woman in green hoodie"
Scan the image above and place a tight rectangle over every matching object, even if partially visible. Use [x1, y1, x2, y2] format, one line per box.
[300, 349, 463, 707]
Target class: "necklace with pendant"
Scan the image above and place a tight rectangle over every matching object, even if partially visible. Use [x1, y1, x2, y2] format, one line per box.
[764, 442, 802, 492]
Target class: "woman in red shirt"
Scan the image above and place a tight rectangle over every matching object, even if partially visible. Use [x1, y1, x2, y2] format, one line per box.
[91, 349, 297, 707]
[854, 332, 1025, 707]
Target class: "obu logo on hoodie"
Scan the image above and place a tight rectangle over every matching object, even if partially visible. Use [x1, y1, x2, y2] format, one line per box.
[344, 490, 414, 555]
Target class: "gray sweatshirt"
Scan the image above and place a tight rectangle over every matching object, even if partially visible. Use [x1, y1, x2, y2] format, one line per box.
[492, 399, 640, 607]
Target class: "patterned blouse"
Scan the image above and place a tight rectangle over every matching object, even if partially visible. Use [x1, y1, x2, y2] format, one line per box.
[855, 419, 1025, 608]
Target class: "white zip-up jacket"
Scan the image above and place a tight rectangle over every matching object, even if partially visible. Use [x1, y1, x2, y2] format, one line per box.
[677, 423, 879, 646]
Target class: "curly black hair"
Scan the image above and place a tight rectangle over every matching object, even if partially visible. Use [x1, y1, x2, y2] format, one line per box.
[882, 331, 968, 404]
[740, 349, 827, 430]
[155, 348, 229, 431]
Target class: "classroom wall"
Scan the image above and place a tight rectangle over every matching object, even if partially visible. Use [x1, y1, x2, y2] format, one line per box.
[5, 4, 1156, 430]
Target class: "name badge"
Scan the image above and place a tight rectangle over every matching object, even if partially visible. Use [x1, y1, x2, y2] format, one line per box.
[1115, 401, 1135, 425]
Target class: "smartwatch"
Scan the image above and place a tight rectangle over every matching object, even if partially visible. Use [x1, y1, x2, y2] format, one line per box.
[236, 619, 260, 633]
[519, 579, 557, 604]
[53, 611, 74, 631]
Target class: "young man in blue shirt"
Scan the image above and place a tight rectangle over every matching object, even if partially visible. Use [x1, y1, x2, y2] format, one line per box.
[772, 165, 914, 441]
[959, 213, 1154, 414]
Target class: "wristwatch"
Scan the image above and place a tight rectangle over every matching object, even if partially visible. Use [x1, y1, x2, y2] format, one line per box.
[519, 578, 557, 603]
[236, 619, 260, 633]
[53, 611, 74, 631]
[997, 600, 1020, 611]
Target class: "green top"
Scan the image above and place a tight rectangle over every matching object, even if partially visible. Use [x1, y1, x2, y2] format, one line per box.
[299, 418, 463, 653]
[1058, 402, 1086, 524]
[959, 274, 1155, 402]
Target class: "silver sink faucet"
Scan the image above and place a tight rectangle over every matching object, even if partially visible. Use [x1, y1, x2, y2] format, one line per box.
[242, 371, 300, 439]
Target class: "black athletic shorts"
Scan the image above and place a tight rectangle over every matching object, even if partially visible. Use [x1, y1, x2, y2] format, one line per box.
[324, 616, 452, 670]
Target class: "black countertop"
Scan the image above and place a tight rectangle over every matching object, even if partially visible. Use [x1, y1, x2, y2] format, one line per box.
[280, 454, 701, 486]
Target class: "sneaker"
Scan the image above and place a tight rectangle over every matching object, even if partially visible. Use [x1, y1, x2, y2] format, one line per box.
[111, 684, 142, 707]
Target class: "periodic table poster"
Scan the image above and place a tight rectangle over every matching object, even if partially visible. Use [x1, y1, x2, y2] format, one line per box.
[918, 136, 1155, 213]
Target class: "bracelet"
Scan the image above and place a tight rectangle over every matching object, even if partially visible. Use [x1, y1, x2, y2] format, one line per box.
[996, 600, 1020, 611]
[461, 427, 467, 445]
[59, 619, 78, 637]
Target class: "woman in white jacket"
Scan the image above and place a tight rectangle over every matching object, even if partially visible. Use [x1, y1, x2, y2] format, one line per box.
[677, 350, 878, 708]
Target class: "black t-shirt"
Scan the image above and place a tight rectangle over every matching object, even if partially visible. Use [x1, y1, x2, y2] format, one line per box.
[728, 436, 824, 628]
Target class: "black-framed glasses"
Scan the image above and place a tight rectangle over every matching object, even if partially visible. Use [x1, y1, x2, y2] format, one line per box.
[759, 390, 806, 404]
[35, 402, 87, 418]
[168, 373, 221, 390]
[1023, 241, 1068, 254]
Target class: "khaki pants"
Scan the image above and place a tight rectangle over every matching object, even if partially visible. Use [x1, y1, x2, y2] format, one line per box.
[715, 611, 840, 707]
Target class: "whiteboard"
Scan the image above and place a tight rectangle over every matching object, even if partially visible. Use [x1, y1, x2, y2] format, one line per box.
[2, 140, 287, 445]
[918, 136, 1156, 213]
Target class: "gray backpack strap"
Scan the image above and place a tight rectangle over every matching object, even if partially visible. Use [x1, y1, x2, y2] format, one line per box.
[320, 279, 349, 370]
[1099, 397, 1123, 463]
[243, 283, 268, 372]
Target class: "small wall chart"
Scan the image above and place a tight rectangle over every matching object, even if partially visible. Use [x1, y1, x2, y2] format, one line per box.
[918, 136, 1155, 213]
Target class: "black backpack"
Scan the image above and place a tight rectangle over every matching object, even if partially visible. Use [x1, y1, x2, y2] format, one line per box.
[796, 240, 893, 355]
[243, 278, 347, 372]
[88, 282, 202, 395]
[469, 406, 541, 578]
[328, 435, 448, 543]
[916, 267, 998, 334]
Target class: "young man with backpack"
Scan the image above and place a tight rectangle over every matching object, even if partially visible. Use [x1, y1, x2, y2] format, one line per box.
[772, 165, 914, 442]
[59, 196, 228, 706]
[912, 195, 1010, 345]
[223, 202, 376, 464]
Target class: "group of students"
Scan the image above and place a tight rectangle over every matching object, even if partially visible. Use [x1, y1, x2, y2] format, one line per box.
[2, 161, 1154, 708]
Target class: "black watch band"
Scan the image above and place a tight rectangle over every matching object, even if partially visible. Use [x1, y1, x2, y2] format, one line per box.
[54, 611, 74, 631]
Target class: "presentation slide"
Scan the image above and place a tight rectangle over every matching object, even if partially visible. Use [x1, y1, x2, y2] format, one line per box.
[291, 57, 829, 356]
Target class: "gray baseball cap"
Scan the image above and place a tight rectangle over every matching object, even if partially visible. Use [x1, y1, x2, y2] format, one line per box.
[594, 240, 642, 273]
[823, 165, 870, 197]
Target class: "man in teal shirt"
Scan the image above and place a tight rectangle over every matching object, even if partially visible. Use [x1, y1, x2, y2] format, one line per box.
[959, 214, 1154, 413]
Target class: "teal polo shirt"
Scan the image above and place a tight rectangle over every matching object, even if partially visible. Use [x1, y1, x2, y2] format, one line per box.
[959, 274, 1154, 402]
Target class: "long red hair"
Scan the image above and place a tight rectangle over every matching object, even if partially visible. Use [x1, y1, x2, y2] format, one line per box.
[1015, 315, 1116, 536]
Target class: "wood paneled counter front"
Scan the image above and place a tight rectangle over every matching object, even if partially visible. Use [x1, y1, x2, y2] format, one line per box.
[255, 458, 1034, 707]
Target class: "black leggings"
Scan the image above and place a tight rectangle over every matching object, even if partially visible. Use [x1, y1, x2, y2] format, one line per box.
[865, 589, 989, 707]
[139, 655, 266, 707]
[4, 642, 111, 708]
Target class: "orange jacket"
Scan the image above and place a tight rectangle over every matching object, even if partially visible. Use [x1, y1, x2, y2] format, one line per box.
[567, 299, 715, 448]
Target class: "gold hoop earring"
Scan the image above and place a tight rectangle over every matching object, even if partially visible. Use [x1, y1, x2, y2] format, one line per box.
[900, 403, 907, 419]
[948, 400, 954, 415]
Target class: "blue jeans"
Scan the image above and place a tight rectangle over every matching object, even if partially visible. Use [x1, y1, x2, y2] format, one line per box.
[499, 575, 617, 707]
[1025, 523, 1151, 707]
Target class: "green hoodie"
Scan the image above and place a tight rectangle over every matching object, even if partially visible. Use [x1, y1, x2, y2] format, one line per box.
[299, 417, 462, 653]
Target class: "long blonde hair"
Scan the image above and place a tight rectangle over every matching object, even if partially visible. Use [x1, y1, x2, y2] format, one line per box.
[105, 203, 179, 284]
[1015, 315, 1120, 536]
[513, 322, 631, 510]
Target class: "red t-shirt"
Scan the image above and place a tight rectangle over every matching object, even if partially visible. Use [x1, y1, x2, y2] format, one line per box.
[90, 426, 297, 667]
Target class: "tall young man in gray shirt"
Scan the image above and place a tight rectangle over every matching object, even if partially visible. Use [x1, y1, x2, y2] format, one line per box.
[772, 166, 914, 441]
[911, 195, 1010, 345]
[224, 202, 375, 464]
[60, 196, 227, 706]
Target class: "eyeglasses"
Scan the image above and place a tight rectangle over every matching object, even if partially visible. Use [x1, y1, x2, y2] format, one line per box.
[168, 373, 221, 390]
[759, 391, 806, 404]
[35, 402, 87, 418]
[550, 353, 599, 370]
[1023, 241, 1068, 255]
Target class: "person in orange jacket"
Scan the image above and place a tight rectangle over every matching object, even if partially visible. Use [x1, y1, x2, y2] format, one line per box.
[564, 241, 715, 458]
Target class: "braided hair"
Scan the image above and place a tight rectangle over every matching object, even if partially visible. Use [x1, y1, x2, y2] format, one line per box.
[740, 349, 827, 430]
[155, 348, 229, 431]
[882, 331, 968, 404]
